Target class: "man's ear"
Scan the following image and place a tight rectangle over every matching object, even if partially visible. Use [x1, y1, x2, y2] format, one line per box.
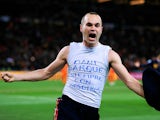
[80, 24, 82, 32]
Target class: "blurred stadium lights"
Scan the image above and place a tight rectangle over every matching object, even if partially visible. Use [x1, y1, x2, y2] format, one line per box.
[97, 0, 160, 5]
[97, 0, 112, 3]
[97, 0, 143, 4]
[129, 0, 145, 5]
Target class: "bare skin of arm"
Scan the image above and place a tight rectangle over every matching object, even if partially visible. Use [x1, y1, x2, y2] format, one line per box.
[108, 49, 144, 98]
[1, 46, 69, 82]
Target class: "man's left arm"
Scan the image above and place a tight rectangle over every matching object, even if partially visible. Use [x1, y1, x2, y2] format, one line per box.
[108, 49, 144, 98]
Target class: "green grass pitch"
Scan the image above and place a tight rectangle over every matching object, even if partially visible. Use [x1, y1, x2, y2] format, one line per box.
[0, 79, 160, 120]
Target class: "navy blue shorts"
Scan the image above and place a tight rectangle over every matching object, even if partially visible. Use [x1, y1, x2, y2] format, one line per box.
[54, 95, 99, 120]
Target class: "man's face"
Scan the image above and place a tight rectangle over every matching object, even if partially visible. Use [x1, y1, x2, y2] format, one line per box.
[80, 14, 103, 47]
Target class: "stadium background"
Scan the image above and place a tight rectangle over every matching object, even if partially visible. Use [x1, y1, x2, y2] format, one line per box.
[0, 0, 160, 72]
[0, 0, 160, 120]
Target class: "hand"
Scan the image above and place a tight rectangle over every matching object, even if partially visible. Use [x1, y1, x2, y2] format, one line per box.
[1, 72, 14, 82]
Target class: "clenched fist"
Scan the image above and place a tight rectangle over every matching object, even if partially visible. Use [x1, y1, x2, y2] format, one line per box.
[1, 72, 15, 82]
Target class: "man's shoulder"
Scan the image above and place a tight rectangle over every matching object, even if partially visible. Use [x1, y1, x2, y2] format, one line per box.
[100, 43, 111, 49]
[69, 42, 82, 49]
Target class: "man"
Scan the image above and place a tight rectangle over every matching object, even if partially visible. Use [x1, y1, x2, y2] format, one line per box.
[1, 12, 144, 120]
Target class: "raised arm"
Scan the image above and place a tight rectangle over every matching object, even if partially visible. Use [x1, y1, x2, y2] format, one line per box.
[108, 49, 144, 98]
[1, 46, 69, 82]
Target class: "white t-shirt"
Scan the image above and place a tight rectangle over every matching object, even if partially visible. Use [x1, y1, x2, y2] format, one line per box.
[63, 42, 111, 108]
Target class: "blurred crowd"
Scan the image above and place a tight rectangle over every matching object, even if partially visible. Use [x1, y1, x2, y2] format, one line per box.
[0, 2, 160, 71]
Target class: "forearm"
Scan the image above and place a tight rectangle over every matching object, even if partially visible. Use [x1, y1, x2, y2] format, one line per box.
[113, 66, 144, 98]
[13, 69, 51, 81]
[126, 79, 145, 98]
[1, 68, 53, 82]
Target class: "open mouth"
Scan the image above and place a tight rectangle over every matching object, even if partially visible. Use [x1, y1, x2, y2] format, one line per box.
[89, 33, 96, 38]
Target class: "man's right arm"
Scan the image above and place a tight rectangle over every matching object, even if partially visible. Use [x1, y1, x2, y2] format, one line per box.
[1, 46, 69, 82]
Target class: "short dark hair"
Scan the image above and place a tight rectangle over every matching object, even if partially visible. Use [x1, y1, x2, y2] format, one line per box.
[81, 12, 102, 24]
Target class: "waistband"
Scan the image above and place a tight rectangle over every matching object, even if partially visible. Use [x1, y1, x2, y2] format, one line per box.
[62, 94, 98, 111]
